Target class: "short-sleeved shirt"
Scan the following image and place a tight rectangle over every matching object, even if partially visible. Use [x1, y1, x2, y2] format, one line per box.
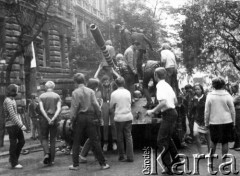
[39, 91, 61, 116]
[156, 80, 176, 112]
[161, 49, 177, 68]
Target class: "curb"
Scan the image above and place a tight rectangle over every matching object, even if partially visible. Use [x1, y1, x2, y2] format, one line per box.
[0, 144, 42, 159]
[0, 141, 64, 159]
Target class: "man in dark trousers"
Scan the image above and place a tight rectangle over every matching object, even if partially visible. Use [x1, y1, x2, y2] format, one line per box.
[69, 73, 110, 170]
[146, 67, 179, 174]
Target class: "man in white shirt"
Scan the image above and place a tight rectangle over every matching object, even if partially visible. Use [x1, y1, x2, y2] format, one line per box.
[110, 77, 134, 162]
[146, 67, 179, 174]
[159, 43, 179, 95]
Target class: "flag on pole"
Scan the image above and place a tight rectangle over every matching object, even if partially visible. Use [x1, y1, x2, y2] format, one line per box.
[30, 42, 36, 68]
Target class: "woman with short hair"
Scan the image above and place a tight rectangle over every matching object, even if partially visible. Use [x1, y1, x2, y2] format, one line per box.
[205, 77, 235, 163]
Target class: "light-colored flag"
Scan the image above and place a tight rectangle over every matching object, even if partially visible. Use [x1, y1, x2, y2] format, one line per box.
[30, 42, 36, 68]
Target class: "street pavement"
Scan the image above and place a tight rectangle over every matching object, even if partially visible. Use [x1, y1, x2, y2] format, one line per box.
[0, 140, 240, 176]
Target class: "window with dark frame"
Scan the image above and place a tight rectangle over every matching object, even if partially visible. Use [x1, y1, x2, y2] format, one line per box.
[42, 31, 49, 67]
[59, 35, 65, 67]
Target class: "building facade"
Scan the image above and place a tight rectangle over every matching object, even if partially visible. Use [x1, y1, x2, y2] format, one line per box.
[0, 0, 110, 103]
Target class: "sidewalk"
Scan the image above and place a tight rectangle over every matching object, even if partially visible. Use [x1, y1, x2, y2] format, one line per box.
[0, 132, 42, 158]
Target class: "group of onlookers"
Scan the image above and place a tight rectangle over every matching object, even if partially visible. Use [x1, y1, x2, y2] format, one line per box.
[3, 67, 136, 171]
[178, 77, 239, 169]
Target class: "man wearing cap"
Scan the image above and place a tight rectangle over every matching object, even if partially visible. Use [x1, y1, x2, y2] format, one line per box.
[146, 67, 179, 174]
[39, 81, 61, 165]
[159, 43, 178, 95]
[69, 73, 110, 170]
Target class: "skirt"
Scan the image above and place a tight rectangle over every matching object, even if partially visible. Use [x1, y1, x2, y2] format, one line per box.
[209, 123, 234, 144]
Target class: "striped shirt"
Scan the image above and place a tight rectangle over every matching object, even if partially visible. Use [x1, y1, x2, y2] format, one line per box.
[3, 97, 23, 128]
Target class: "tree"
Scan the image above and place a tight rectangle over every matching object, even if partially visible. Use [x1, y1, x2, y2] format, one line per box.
[109, 0, 163, 49]
[1, 0, 54, 84]
[180, 1, 240, 79]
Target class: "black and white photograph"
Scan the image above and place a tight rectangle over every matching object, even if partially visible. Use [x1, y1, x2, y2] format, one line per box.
[0, 0, 240, 175]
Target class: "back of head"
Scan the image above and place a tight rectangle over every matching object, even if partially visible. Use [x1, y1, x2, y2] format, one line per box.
[115, 77, 125, 87]
[212, 77, 225, 90]
[87, 78, 100, 90]
[74, 73, 86, 85]
[132, 40, 140, 46]
[45, 81, 55, 90]
[105, 40, 112, 46]
[154, 67, 167, 80]
[161, 43, 171, 50]
[6, 84, 18, 97]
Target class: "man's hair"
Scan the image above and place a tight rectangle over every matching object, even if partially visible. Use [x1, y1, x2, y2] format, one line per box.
[116, 53, 124, 61]
[105, 40, 112, 46]
[87, 78, 100, 90]
[45, 81, 55, 89]
[6, 84, 18, 97]
[115, 24, 121, 30]
[115, 77, 125, 87]
[161, 43, 171, 50]
[154, 67, 166, 80]
[212, 77, 225, 90]
[74, 73, 86, 84]
[185, 84, 193, 90]
[101, 75, 110, 82]
[132, 40, 140, 46]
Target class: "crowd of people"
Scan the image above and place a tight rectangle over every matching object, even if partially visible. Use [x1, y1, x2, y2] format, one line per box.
[1, 23, 239, 174]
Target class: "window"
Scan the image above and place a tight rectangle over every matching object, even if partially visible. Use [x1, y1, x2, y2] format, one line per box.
[67, 37, 71, 55]
[59, 35, 65, 67]
[0, 18, 5, 56]
[42, 32, 49, 67]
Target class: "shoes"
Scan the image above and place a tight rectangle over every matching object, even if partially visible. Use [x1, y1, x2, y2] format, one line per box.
[103, 143, 108, 152]
[79, 155, 87, 163]
[118, 156, 125, 161]
[69, 165, 79, 170]
[43, 154, 50, 165]
[13, 164, 23, 169]
[101, 163, 110, 170]
[112, 142, 117, 151]
[235, 147, 240, 151]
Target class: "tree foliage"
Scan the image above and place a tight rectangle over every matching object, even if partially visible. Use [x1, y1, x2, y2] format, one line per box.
[180, 1, 240, 79]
